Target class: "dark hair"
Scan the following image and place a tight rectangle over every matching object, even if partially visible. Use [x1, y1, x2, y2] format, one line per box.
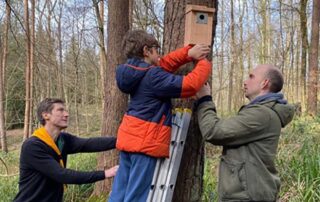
[266, 68, 283, 93]
[37, 98, 65, 125]
[122, 30, 160, 58]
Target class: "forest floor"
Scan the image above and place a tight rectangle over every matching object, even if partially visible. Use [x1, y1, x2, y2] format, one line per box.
[6, 129, 23, 151]
[1, 115, 320, 202]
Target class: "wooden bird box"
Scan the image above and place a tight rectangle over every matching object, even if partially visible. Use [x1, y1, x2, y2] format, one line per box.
[184, 5, 215, 46]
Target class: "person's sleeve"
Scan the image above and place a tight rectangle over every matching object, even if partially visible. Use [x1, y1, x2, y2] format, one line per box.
[180, 59, 212, 97]
[23, 141, 105, 184]
[150, 59, 212, 98]
[64, 134, 116, 154]
[197, 101, 271, 146]
[159, 45, 193, 73]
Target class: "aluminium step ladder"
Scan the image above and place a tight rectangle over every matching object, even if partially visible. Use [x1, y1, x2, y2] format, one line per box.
[147, 108, 192, 202]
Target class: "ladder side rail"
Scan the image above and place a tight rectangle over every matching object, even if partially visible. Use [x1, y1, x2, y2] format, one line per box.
[148, 110, 182, 202]
[153, 110, 182, 201]
[161, 110, 192, 202]
[147, 158, 162, 202]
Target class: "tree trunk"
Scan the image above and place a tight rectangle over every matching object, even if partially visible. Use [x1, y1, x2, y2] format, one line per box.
[93, 0, 107, 101]
[300, 0, 308, 108]
[217, 0, 224, 112]
[237, 0, 245, 109]
[94, 0, 129, 195]
[55, 0, 64, 99]
[0, 19, 2, 152]
[260, 0, 270, 63]
[228, 0, 235, 112]
[307, 0, 320, 115]
[295, 29, 301, 101]
[46, 1, 54, 99]
[279, 1, 285, 71]
[0, 0, 11, 152]
[71, 36, 81, 136]
[289, 4, 295, 102]
[29, 0, 35, 136]
[163, 1, 218, 201]
[129, 0, 134, 30]
[23, 0, 31, 140]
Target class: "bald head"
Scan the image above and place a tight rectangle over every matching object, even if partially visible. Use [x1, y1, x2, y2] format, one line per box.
[256, 64, 284, 93]
[244, 64, 284, 100]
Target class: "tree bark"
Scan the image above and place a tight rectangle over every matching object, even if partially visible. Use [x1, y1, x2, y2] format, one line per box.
[260, 0, 270, 63]
[307, 0, 320, 115]
[93, 0, 107, 101]
[0, 0, 11, 152]
[163, 0, 218, 201]
[295, 27, 301, 101]
[56, 1, 67, 100]
[23, 0, 31, 140]
[237, 0, 245, 109]
[300, 0, 308, 108]
[29, 0, 35, 136]
[217, 0, 224, 112]
[228, 0, 235, 112]
[94, 0, 129, 195]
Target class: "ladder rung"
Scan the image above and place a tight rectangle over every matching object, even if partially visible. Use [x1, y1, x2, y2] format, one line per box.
[147, 108, 192, 202]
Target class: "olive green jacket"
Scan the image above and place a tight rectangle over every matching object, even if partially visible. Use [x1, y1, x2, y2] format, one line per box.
[197, 99, 294, 202]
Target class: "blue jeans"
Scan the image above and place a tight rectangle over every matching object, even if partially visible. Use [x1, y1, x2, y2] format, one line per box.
[108, 151, 157, 202]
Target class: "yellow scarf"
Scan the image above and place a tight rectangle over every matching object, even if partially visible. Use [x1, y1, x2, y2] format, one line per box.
[33, 127, 64, 167]
[33, 127, 67, 190]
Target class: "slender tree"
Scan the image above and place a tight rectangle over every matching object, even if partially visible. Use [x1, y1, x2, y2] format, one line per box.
[300, 0, 308, 107]
[228, 0, 235, 112]
[94, 0, 129, 194]
[307, 0, 320, 115]
[260, 0, 270, 63]
[55, 0, 65, 99]
[237, 0, 245, 108]
[29, 0, 35, 136]
[93, 0, 107, 100]
[0, 0, 11, 152]
[163, 0, 218, 201]
[23, 0, 32, 140]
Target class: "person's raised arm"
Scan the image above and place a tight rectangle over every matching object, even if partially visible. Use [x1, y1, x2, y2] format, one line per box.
[149, 58, 212, 98]
[196, 85, 272, 146]
[160, 44, 210, 72]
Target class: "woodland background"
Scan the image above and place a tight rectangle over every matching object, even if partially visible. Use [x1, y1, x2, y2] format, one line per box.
[0, 0, 319, 201]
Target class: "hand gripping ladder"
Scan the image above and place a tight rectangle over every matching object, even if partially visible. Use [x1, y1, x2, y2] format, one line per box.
[147, 108, 192, 202]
